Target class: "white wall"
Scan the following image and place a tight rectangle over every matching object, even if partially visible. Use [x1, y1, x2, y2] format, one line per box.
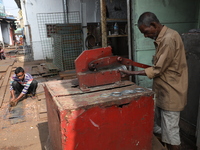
[0, 24, 3, 44]
[1, 23, 10, 45]
[21, 0, 100, 60]
[21, 0, 64, 60]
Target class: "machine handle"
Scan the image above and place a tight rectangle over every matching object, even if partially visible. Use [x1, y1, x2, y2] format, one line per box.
[117, 57, 151, 69]
[88, 56, 151, 71]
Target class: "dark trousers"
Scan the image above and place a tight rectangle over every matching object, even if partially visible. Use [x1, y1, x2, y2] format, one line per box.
[0, 53, 5, 60]
[12, 80, 38, 96]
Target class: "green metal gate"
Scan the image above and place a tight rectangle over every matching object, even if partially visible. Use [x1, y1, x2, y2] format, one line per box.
[131, 0, 199, 88]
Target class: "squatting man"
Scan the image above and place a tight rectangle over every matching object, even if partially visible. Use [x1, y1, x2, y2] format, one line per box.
[10, 67, 38, 106]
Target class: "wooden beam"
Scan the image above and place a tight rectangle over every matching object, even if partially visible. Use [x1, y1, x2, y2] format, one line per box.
[0, 66, 12, 107]
[100, 0, 107, 47]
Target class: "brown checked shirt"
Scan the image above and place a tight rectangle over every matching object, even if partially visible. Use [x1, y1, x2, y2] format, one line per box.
[145, 26, 188, 111]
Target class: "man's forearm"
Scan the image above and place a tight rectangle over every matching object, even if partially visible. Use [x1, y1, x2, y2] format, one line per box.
[133, 70, 146, 75]
[16, 93, 25, 101]
[10, 90, 15, 98]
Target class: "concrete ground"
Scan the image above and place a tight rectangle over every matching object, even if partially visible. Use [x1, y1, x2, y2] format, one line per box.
[0, 48, 51, 150]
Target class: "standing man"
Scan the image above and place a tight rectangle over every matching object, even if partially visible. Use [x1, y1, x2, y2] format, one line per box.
[10, 67, 38, 106]
[120, 12, 188, 149]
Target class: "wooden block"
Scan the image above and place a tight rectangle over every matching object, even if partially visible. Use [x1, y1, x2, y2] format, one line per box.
[59, 70, 76, 77]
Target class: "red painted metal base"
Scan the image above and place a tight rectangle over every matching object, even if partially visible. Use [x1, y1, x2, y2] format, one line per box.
[60, 96, 154, 150]
[45, 80, 154, 150]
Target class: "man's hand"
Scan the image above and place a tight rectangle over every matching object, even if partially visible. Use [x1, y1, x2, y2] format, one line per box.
[10, 98, 18, 107]
[10, 97, 16, 102]
[119, 69, 146, 77]
[10, 92, 25, 107]
[119, 70, 133, 77]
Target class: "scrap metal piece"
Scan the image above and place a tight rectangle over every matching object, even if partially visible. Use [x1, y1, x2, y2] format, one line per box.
[121, 90, 136, 95]
[100, 93, 111, 98]
[135, 88, 145, 93]
[111, 92, 122, 97]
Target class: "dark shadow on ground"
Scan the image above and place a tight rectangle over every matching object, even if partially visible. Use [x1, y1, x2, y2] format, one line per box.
[37, 122, 49, 150]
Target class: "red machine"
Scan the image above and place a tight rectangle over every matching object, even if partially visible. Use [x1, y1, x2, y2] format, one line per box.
[75, 47, 150, 91]
[44, 47, 154, 150]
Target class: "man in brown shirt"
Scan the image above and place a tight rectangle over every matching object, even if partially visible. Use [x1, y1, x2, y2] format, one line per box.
[120, 12, 188, 149]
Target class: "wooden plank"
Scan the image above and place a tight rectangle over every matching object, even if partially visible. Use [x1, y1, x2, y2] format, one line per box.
[0, 65, 10, 72]
[24, 66, 32, 73]
[40, 64, 49, 73]
[0, 79, 3, 87]
[36, 65, 46, 74]
[31, 66, 39, 75]
[8, 59, 16, 66]
[59, 70, 76, 80]
[0, 59, 15, 66]
[0, 66, 12, 107]
[3, 66, 14, 103]
[12, 60, 24, 68]
[42, 72, 58, 77]
[3, 83, 11, 103]
[59, 70, 76, 76]
[45, 63, 59, 71]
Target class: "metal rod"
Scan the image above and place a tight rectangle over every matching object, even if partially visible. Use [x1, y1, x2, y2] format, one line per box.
[127, 0, 132, 81]
[62, 0, 67, 23]
[100, 0, 107, 47]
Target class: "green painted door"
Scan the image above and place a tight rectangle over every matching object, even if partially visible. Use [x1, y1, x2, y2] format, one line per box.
[131, 0, 199, 88]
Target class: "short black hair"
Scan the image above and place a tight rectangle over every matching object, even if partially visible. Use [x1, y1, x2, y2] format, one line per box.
[137, 12, 160, 27]
[15, 67, 24, 74]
